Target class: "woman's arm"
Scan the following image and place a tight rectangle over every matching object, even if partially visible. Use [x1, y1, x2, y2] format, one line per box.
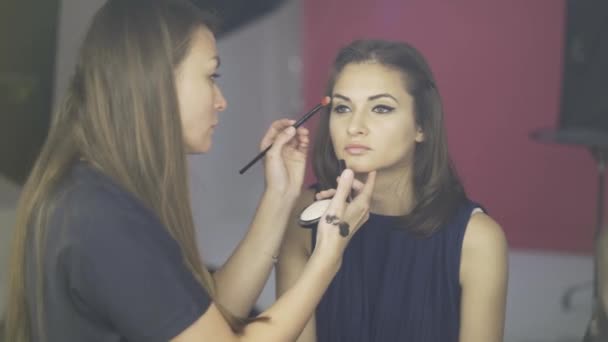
[459, 212, 508, 342]
[173, 169, 376, 342]
[173, 248, 338, 342]
[212, 120, 308, 317]
[212, 188, 298, 317]
[275, 189, 318, 342]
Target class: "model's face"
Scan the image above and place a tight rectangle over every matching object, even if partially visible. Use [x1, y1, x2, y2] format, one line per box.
[329, 63, 424, 173]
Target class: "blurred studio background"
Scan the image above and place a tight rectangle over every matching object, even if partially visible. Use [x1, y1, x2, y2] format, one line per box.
[1, 1, 607, 341]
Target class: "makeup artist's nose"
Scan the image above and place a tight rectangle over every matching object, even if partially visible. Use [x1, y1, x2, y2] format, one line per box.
[347, 112, 368, 136]
[214, 86, 227, 112]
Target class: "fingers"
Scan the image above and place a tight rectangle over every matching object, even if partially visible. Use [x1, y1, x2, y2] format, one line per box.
[316, 171, 376, 246]
[267, 126, 297, 158]
[338, 171, 376, 235]
[260, 119, 295, 150]
[325, 169, 354, 216]
[336, 176, 365, 195]
[287, 127, 310, 152]
[261, 119, 310, 154]
[319, 170, 375, 201]
[355, 171, 376, 203]
[315, 188, 336, 200]
[295, 127, 309, 153]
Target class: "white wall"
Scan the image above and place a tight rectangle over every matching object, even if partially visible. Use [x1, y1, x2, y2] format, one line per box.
[505, 250, 593, 342]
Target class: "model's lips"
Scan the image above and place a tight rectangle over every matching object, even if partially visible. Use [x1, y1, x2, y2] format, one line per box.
[344, 144, 371, 155]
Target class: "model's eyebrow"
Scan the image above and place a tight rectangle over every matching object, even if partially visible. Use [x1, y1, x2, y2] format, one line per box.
[368, 93, 399, 103]
[333, 93, 399, 104]
[332, 93, 351, 102]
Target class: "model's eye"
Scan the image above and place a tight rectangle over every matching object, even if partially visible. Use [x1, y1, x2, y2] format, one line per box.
[332, 104, 351, 114]
[372, 105, 395, 114]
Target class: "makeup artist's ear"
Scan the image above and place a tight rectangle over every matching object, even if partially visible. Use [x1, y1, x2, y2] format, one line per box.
[415, 125, 425, 143]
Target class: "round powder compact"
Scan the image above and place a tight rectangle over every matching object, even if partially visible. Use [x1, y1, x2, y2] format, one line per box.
[298, 198, 331, 228]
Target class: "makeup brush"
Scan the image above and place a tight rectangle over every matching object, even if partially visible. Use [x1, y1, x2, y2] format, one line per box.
[239, 96, 331, 174]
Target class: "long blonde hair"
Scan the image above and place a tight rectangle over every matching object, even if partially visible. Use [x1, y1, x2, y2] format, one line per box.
[4, 1, 244, 340]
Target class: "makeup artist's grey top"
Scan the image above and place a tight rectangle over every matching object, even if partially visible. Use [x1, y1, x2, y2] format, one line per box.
[311, 199, 482, 342]
[25, 162, 210, 342]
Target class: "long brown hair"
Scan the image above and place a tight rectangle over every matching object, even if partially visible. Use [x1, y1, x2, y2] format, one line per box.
[4, 1, 245, 340]
[313, 39, 466, 236]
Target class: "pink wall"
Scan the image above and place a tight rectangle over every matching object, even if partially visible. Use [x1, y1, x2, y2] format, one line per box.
[301, 1, 601, 253]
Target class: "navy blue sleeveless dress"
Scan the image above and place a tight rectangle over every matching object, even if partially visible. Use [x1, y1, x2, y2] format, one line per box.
[311, 200, 481, 342]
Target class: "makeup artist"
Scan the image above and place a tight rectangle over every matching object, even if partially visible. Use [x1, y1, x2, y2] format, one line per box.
[2, 1, 376, 341]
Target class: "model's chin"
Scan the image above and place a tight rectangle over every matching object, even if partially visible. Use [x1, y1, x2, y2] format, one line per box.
[341, 156, 376, 174]
[351, 166, 377, 175]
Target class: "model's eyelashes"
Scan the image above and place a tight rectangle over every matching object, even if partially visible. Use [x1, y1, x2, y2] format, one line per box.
[331, 104, 396, 114]
[372, 104, 395, 114]
[332, 104, 350, 114]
